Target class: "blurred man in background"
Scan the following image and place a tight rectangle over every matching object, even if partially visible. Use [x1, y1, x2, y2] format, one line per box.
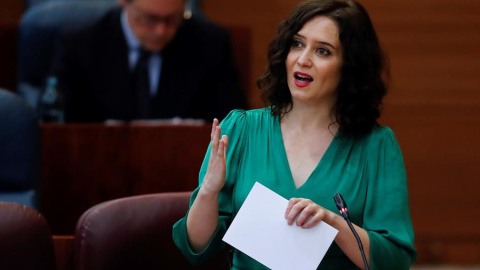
[53, 0, 246, 122]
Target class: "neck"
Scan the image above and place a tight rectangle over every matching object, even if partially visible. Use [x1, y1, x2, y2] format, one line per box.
[281, 101, 338, 134]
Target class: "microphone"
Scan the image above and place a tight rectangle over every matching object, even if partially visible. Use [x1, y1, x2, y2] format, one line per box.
[333, 193, 370, 270]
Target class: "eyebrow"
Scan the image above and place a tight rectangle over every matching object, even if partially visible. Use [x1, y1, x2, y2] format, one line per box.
[294, 34, 337, 50]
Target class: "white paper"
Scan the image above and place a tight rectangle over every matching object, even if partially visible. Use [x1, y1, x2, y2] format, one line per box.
[223, 182, 338, 270]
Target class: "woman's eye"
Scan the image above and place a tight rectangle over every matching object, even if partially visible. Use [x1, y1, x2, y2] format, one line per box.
[317, 48, 331, 56]
[292, 40, 303, 48]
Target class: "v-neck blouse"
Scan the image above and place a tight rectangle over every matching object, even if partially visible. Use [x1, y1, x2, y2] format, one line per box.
[276, 116, 339, 191]
[173, 108, 417, 270]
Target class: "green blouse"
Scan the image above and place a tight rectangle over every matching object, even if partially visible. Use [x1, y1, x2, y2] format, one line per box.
[173, 108, 417, 270]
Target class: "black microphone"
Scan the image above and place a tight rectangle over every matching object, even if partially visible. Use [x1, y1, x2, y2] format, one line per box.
[333, 193, 370, 270]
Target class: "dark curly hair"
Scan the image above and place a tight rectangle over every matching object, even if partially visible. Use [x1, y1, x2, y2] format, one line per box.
[257, 0, 388, 138]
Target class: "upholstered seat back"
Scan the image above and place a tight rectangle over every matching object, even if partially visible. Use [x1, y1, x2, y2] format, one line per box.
[18, 1, 116, 110]
[75, 192, 229, 270]
[0, 89, 39, 208]
[0, 202, 56, 270]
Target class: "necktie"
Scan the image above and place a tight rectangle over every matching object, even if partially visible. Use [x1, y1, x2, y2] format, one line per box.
[132, 48, 151, 119]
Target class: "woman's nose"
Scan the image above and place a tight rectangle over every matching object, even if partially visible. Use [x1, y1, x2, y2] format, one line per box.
[297, 50, 312, 67]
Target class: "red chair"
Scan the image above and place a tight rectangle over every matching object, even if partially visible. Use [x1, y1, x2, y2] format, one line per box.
[0, 202, 56, 270]
[75, 192, 229, 270]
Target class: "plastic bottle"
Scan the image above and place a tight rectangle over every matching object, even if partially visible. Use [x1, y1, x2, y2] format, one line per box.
[40, 77, 64, 123]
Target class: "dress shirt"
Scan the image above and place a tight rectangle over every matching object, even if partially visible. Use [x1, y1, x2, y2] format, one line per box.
[121, 10, 162, 96]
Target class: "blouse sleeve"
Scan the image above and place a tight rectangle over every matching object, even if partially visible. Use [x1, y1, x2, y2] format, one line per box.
[363, 126, 417, 270]
[172, 109, 247, 266]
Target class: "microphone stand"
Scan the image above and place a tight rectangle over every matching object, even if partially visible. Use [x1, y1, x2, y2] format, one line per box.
[333, 193, 370, 270]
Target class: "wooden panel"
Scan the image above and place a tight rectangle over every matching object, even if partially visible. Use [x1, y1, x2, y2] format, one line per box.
[365, 0, 480, 106]
[381, 103, 480, 264]
[204, 0, 480, 107]
[0, 0, 23, 91]
[53, 235, 74, 270]
[41, 124, 131, 234]
[127, 123, 210, 194]
[204, 0, 294, 108]
[41, 123, 211, 234]
[0, 0, 24, 26]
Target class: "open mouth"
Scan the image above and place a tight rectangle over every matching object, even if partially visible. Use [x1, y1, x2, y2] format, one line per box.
[294, 72, 313, 83]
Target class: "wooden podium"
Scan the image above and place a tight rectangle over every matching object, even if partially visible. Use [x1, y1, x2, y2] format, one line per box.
[41, 122, 211, 234]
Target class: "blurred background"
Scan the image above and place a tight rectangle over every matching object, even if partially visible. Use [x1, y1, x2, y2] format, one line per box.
[0, 0, 479, 268]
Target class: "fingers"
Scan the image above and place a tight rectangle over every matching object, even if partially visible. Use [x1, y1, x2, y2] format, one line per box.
[285, 198, 301, 222]
[210, 126, 221, 155]
[285, 198, 307, 225]
[202, 119, 228, 195]
[222, 135, 228, 157]
[210, 119, 228, 161]
[285, 198, 325, 228]
[302, 212, 324, 229]
[210, 118, 219, 141]
[217, 135, 228, 157]
[297, 205, 326, 228]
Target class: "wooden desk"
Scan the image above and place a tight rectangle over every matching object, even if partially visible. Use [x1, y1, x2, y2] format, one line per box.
[41, 123, 210, 234]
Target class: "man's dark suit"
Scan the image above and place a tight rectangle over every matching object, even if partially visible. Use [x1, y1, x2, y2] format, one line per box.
[53, 7, 246, 122]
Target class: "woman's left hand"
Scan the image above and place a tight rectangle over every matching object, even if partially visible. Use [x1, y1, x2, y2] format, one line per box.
[284, 198, 333, 229]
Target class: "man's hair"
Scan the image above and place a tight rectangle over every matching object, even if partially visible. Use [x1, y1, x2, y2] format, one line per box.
[257, 0, 388, 138]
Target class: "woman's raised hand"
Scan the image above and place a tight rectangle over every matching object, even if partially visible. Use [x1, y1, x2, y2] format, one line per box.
[201, 119, 229, 195]
[284, 198, 335, 229]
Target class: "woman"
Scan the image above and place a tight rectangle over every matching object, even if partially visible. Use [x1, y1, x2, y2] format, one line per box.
[173, 0, 417, 269]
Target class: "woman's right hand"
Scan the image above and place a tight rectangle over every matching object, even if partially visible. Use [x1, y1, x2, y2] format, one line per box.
[200, 118, 229, 195]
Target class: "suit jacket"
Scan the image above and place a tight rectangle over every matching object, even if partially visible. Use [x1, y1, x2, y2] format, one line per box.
[53, 7, 246, 122]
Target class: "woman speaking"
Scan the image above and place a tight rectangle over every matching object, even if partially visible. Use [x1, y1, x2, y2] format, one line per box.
[173, 0, 417, 269]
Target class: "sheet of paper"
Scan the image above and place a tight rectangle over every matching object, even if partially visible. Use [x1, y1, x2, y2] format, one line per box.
[223, 182, 338, 270]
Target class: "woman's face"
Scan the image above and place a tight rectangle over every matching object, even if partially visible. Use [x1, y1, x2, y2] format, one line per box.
[286, 16, 343, 107]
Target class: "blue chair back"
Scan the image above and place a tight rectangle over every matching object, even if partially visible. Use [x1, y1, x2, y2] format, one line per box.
[0, 89, 40, 209]
[18, 1, 116, 111]
[25, 0, 115, 9]
[25, 0, 201, 13]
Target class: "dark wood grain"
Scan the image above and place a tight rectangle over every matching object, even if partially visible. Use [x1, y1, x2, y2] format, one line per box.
[41, 123, 211, 234]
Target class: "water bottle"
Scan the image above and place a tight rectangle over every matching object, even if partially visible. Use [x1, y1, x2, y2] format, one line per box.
[40, 77, 64, 123]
